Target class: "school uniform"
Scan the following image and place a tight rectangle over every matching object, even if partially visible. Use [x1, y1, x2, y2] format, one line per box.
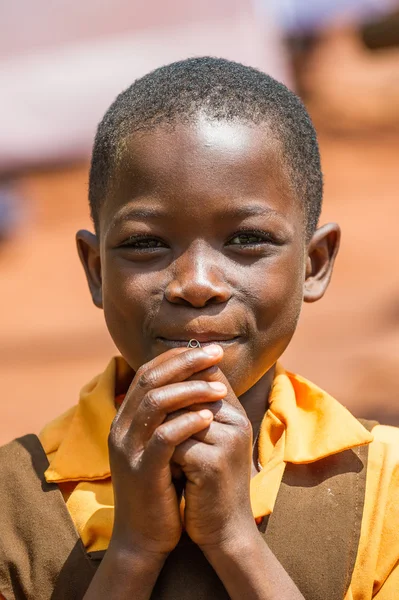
[1, 357, 398, 599]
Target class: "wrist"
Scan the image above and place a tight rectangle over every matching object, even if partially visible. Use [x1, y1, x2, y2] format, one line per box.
[201, 528, 304, 600]
[84, 539, 168, 599]
[107, 537, 169, 572]
[200, 518, 261, 563]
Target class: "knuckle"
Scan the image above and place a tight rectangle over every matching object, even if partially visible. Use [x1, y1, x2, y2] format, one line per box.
[135, 364, 146, 379]
[239, 415, 252, 434]
[142, 390, 161, 412]
[209, 448, 224, 472]
[185, 411, 201, 427]
[138, 368, 158, 390]
[178, 350, 197, 370]
[153, 428, 170, 446]
[221, 427, 236, 446]
[230, 410, 251, 431]
[236, 417, 252, 442]
[194, 380, 211, 394]
[180, 380, 205, 399]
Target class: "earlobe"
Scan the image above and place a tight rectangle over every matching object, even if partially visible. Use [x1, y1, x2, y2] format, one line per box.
[304, 223, 341, 303]
[76, 230, 103, 309]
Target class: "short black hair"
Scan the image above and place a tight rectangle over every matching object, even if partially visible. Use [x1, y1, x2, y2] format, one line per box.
[89, 56, 322, 238]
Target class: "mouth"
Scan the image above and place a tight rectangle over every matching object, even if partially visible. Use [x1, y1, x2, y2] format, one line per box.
[157, 335, 241, 348]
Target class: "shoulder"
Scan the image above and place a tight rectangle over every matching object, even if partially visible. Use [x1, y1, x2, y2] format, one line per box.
[362, 424, 399, 550]
[368, 424, 399, 473]
[0, 435, 46, 484]
[365, 424, 399, 498]
[351, 425, 399, 594]
[371, 423, 399, 446]
[360, 424, 399, 550]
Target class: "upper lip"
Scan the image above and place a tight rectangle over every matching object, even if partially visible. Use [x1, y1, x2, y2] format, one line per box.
[157, 330, 240, 343]
[157, 332, 240, 342]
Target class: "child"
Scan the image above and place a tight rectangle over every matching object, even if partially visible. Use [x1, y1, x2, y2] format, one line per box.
[1, 57, 398, 600]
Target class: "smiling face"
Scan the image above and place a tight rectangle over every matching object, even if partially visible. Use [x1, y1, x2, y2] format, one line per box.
[78, 117, 339, 398]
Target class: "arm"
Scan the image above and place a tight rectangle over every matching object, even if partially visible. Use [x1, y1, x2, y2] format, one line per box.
[83, 543, 166, 600]
[204, 527, 305, 600]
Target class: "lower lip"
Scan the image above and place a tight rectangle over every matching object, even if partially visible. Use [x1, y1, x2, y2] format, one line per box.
[157, 337, 240, 348]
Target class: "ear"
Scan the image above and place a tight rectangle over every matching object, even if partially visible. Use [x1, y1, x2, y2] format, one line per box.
[76, 230, 103, 309]
[304, 223, 341, 303]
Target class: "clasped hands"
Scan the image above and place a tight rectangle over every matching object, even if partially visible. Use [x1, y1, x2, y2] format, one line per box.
[108, 343, 256, 559]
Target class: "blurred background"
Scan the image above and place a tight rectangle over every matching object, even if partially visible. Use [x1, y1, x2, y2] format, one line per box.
[1, 0, 399, 444]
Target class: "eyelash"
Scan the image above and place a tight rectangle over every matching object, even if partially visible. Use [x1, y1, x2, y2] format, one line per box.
[226, 230, 277, 247]
[120, 235, 166, 250]
[120, 230, 278, 251]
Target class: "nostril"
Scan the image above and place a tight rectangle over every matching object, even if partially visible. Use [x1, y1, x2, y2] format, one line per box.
[165, 278, 231, 308]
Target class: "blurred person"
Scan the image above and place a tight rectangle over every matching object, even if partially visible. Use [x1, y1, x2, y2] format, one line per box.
[268, 0, 399, 131]
[0, 57, 398, 599]
[269, 0, 397, 35]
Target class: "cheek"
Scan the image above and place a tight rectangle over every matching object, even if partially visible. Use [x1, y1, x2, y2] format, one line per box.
[223, 252, 305, 395]
[250, 252, 305, 352]
[101, 259, 162, 369]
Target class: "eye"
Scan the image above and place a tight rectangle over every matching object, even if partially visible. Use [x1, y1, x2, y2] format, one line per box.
[226, 231, 277, 247]
[120, 235, 168, 251]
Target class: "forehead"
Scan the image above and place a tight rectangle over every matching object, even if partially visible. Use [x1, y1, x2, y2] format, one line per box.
[102, 117, 303, 229]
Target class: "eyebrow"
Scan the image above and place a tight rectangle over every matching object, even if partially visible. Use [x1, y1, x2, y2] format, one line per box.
[113, 206, 167, 224]
[111, 201, 284, 232]
[221, 204, 281, 219]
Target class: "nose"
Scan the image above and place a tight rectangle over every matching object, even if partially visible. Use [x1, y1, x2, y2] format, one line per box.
[165, 245, 232, 308]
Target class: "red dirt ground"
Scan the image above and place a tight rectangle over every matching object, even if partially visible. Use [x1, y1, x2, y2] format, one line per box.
[1, 132, 398, 444]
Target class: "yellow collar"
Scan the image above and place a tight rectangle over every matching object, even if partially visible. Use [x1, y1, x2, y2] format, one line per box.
[41, 357, 373, 518]
[250, 364, 373, 516]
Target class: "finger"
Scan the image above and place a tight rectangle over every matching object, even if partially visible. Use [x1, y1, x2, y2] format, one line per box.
[131, 346, 188, 374]
[116, 346, 187, 410]
[191, 411, 252, 445]
[196, 402, 249, 431]
[172, 437, 218, 471]
[143, 409, 214, 467]
[189, 420, 224, 445]
[113, 348, 189, 425]
[167, 399, 247, 427]
[115, 349, 190, 397]
[128, 380, 227, 445]
[187, 366, 244, 413]
[115, 345, 224, 428]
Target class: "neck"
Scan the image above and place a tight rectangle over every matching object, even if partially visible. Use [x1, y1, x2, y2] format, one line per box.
[239, 365, 275, 475]
[239, 366, 275, 439]
[239, 364, 275, 436]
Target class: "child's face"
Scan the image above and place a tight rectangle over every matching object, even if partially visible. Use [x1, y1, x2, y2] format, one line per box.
[78, 118, 339, 397]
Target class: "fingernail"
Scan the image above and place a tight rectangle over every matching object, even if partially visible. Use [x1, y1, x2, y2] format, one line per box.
[199, 409, 213, 420]
[208, 382, 226, 392]
[203, 344, 222, 357]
